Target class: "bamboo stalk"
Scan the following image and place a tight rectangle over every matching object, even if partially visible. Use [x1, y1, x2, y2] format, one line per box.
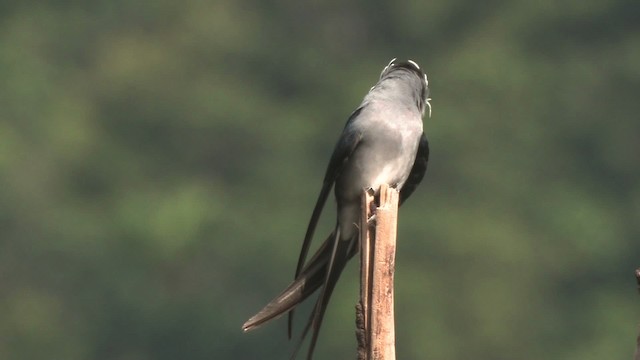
[357, 184, 398, 360]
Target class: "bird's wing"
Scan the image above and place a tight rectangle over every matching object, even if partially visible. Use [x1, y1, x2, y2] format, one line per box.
[294, 107, 364, 279]
[288, 107, 363, 338]
[399, 132, 429, 206]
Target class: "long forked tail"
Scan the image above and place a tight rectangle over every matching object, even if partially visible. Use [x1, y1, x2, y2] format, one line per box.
[243, 229, 358, 360]
[290, 229, 356, 360]
[242, 234, 334, 332]
[241, 230, 358, 334]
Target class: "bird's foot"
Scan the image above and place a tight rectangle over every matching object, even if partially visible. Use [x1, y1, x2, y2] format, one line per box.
[365, 187, 377, 225]
[367, 203, 377, 225]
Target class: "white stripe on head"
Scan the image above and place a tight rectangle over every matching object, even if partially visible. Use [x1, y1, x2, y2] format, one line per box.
[380, 58, 397, 78]
[407, 59, 420, 70]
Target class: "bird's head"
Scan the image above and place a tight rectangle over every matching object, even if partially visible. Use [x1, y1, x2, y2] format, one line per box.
[377, 58, 432, 117]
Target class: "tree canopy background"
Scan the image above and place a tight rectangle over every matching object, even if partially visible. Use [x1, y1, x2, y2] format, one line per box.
[1, 0, 638, 359]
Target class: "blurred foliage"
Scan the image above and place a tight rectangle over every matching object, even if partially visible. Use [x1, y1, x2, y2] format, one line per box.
[0, 0, 639, 359]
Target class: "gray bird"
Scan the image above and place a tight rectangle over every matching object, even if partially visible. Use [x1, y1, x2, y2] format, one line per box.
[242, 58, 431, 359]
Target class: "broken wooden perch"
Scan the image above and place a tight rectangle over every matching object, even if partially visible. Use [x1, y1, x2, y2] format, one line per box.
[357, 184, 399, 360]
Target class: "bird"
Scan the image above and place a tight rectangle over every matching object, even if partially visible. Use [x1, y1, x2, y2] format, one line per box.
[242, 58, 431, 359]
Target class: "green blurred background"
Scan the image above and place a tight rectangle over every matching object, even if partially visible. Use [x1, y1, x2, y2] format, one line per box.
[1, 0, 639, 359]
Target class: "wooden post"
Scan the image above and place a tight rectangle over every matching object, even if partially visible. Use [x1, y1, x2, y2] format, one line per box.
[357, 184, 399, 360]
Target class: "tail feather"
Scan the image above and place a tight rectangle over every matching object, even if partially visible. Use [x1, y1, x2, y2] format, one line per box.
[242, 234, 333, 332]
[243, 230, 358, 360]
[302, 231, 354, 360]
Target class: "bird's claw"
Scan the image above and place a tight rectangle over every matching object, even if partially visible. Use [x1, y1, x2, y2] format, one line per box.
[364, 187, 378, 224]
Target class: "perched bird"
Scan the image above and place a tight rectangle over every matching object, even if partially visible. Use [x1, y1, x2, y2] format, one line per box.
[242, 58, 431, 359]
